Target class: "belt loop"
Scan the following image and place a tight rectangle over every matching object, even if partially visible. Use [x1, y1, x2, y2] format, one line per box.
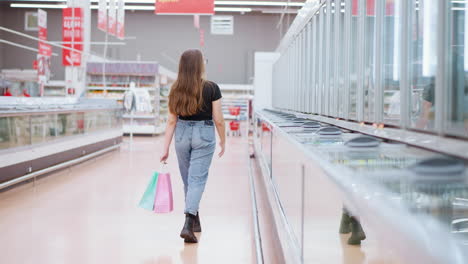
[204, 120, 214, 126]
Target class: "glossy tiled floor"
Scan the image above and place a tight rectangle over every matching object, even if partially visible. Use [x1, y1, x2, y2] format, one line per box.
[0, 136, 254, 264]
[0, 133, 407, 264]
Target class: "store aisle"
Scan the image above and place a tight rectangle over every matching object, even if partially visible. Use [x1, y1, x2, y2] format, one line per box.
[0, 136, 254, 264]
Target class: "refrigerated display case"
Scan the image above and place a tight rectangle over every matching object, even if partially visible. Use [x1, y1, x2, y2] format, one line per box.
[270, 0, 468, 152]
[0, 97, 122, 189]
[253, 109, 468, 264]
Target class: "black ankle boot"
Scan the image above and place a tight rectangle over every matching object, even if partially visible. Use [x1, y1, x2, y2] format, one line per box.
[193, 212, 201, 233]
[180, 213, 198, 243]
[339, 211, 351, 234]
[347, 217, 366, 245]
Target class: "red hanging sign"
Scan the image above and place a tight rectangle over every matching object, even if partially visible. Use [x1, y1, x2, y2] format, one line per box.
[38, 9, 51, 57]
[38, 42, 52, 57]
[117, 0, 125, 39]
[349, 0, 394, 16]
[352, 0, 375, 16]
[367, 0, 375, 15]
[37, 9, 51, 91]
[62, 7, 83, 66]
[98, 0, 107, 32]
[386, 0, 395, 16]
[108, 0, 117, 36]
[38, 9, 47, 41]
[352, 0, 358, 16]
[155, 0, 214, 15]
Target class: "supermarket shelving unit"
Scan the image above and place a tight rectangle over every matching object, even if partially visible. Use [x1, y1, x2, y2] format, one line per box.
[156, 66, 176, 134]
[44, 80, 66, 97]
[86, 61, 158, 102]
[1, 70, 67, 97]
[86, 62, 176, 135]
[219, 84, 253, 121]
[87, 61, 158, 135]
[0, 69, 40, 97]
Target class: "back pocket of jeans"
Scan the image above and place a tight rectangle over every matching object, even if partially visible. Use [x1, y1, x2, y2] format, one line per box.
[175, 125, 185, 142]
[200, 127, 215, 142]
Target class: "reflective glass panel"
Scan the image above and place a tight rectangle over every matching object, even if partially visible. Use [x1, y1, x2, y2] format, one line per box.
[301, 29, 309, 113]
[410, 0, 438, 130]
[31, 114, 57, 144]
[306, 22, 312, 113]
[349, 0, 359, 120]
[321, 4, 327, 114]
[84, 112, 98, 133]
[336, 0, 345, 118]
[364, 0, 377, 121]
[0, 116, 31, 150]
[383, 0, 402, 124]
[313, 15, 320, 114]
[328, 0, 336, 116]
[97, 111, 112, 130]
[57, 112, 85, 138]
[114, 109, 123, 128]
[446, 0, 468, 138]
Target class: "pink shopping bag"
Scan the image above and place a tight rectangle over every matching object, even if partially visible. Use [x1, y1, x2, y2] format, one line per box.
[153, 167, 174, 213]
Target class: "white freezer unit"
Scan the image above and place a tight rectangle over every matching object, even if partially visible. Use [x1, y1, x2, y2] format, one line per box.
[253, 109, 468, 264]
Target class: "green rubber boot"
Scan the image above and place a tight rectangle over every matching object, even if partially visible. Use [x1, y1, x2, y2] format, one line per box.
[339, 211, 351, 234]
[347, 217, 366, 245]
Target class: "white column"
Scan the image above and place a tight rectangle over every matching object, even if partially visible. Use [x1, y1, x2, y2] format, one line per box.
[254, 52, 280, 111]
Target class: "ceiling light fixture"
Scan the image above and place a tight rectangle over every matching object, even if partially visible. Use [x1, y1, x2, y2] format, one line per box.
[261, 9, 298, 14]
[10, 3, 253, 12]
[215, 1, 304, 7]
[214, 7, 252, 12]
[95, 5, 253, 12]
[9, 0, 304, 7]
[10, 3, 67, 8]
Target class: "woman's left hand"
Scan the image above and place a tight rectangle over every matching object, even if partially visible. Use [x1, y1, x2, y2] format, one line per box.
[160, 149, 169, 163]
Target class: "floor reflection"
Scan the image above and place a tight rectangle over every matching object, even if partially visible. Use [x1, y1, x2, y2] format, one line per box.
[340, 235, 365, 264]
[143, 255, 173, 264]
[179, 234, 200, 264]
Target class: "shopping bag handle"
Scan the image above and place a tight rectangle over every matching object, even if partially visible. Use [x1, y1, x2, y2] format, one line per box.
[159, 162, 168, 174]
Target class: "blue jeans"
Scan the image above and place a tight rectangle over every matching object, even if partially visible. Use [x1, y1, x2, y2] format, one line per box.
[174, 119, 216, 215]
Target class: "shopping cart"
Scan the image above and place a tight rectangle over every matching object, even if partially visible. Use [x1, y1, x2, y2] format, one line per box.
[228, 106, 241, 137]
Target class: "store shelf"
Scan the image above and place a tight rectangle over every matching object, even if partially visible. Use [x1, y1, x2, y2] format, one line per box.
[45, 80, 66, 88]
[122, 114, 157, 119]
[87, 86, 155, 91]
[219, 84, 254, 92]
[123, 124, 164, 135]
[44, 80, 66, 97]
[88, 82, 150, 85]
[87, 73, 157, 77]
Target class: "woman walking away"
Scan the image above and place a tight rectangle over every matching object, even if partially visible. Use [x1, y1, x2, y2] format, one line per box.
[160, 49, 226, 243]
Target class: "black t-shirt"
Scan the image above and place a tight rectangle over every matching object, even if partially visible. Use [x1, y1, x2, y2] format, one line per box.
[179, 81, 222, 121]
[422, 82, 435, 105]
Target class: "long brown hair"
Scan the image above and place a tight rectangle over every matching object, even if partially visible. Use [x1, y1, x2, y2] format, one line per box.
[168, 49, 205, 116]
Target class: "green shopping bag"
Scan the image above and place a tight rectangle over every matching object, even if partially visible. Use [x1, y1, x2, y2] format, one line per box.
[138, 172, 159, 211]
